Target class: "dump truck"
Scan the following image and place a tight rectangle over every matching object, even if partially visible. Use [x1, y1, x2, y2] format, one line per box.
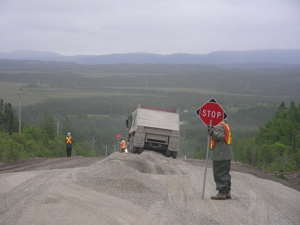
[126, 104, 180, 158]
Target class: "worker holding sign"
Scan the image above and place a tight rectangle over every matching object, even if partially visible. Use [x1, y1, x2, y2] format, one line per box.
[196, 98, 232, 200]
[208, 119, 233, 200]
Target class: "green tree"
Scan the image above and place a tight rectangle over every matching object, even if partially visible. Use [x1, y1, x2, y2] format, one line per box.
[254, 101, 300, 172]
[41, 113, 56, 140]
[0, 132, 26, 162]
[0, 99, 18, 135]
[0, 99, 4, 127]
[278, 101, 287, 110]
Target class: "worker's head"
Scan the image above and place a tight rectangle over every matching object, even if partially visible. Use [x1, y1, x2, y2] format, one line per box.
[67, 132, 71, 137]
[121, 137, 124, 140]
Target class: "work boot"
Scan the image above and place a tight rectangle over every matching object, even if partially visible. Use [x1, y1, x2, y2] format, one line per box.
[211, 192, 226, 200]
[226, 192, 231, 199]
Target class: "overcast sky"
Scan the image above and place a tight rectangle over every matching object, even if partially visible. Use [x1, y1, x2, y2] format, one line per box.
[0, 0, 299, 55]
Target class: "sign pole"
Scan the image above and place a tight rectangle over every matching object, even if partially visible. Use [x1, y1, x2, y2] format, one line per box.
[115, 134, 121, 153]
[202, 120, 212, 199]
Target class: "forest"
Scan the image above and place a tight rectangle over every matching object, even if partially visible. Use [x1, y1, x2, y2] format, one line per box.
[0, 60, 299, 183]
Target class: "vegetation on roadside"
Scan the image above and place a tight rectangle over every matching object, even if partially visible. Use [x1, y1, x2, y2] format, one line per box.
[238, 101, 300, 173]
[0, 101, 97, 162]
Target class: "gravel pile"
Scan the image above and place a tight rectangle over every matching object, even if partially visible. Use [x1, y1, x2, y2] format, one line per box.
[74, 151, 215, 224]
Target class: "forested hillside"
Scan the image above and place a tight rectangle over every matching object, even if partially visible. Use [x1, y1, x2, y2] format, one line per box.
[237, 101, 300, 172]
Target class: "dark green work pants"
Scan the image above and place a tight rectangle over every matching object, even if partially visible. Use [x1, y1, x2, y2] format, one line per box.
[213, 160, 231, 193]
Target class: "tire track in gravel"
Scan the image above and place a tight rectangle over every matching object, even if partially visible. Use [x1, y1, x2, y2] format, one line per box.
[18, 170, 71, 225]
[0, 170, 67, 225]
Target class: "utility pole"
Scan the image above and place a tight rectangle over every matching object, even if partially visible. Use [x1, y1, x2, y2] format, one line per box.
[56, 119, 60, 134]
[104, 144, 109, 157]
[293, 128, 297, 152]
[17, 88, 25, 134]
[90, 138, 97, 151]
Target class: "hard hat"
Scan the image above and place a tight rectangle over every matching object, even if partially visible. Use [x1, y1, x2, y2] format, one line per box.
[121, 137, 124, 140]
[67, 132, 71, 137]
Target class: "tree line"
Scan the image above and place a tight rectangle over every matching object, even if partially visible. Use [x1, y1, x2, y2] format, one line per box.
[0, 98, 299, 178]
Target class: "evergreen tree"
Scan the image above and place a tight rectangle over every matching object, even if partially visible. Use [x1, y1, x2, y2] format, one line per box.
[41, 113, 56, 140]
[278, 101, 287, 110]
[0, 99, 4, 127]
[4, 102, 15, 135]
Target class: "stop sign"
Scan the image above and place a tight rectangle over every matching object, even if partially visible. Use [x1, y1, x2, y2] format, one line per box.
[196, 98, 227, 127]
[115, 133, 121, 139]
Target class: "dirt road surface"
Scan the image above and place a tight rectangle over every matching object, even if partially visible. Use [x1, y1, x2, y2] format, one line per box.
[0, 151, 299, 225]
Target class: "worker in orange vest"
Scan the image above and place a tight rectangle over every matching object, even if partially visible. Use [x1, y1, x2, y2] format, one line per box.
[120, 137, 126, 153]
[65, 132, 73, 157]
[208, 120, 233, 200]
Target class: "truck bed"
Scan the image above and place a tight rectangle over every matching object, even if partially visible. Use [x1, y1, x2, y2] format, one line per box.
[136, 108, 180, 131]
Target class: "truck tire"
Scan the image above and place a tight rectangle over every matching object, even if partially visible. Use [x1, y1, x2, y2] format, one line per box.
[137, 147, 143, 154]
[132, 146, 138, 153]
[130, 138, 138, 153]
[171, 151, 177, 159]
[165, 150, 171, 157]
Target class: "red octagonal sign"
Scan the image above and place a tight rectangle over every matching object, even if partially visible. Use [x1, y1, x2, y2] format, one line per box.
[196, 98, 227, 127]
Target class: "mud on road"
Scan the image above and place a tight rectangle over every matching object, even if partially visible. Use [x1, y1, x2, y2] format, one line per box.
[0, 152, 299, 225]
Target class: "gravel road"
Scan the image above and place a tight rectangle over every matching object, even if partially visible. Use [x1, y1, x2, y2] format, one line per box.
[0, 151, 299, 225]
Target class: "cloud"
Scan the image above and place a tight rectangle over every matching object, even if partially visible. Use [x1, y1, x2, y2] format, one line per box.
[0, 0, 299, 55]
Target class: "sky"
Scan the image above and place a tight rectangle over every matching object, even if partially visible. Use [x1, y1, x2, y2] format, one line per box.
[0, 0, 299, 56]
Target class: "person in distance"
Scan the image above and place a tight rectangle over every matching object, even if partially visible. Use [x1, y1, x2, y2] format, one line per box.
[65, 132, 73, 157]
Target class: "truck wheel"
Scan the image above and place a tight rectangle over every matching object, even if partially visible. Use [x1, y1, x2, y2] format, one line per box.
[171, 151, 177, 159]
[137, 147, 143, 154]
[165, 150, 171, 157]
[130, 138, 138, 153]
[132, 146, 138, 153]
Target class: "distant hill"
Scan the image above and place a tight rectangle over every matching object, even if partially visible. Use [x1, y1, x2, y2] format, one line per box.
[0, 49, 299, 65]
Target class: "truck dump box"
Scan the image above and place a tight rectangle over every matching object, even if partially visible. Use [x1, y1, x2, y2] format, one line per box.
[126, 104, 180, 158]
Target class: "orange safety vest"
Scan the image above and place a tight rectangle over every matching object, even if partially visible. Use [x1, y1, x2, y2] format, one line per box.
[209, 122, 232, 150]
[120, 140, 126, 149]
[65, 137, 73, 144]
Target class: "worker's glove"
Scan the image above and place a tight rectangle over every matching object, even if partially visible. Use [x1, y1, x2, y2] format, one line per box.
[208, 127, 214, 136]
